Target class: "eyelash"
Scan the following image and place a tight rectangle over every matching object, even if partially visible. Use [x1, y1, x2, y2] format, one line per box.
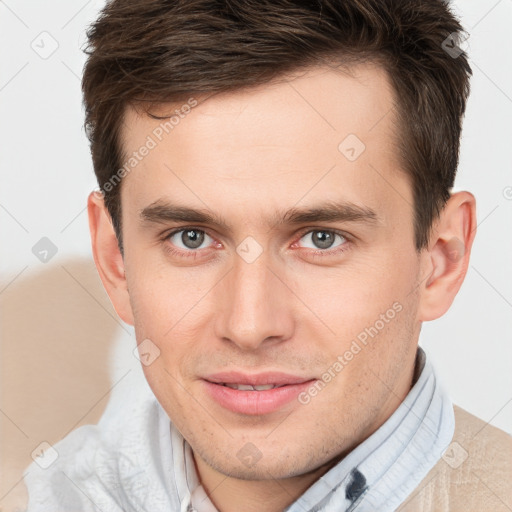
[161, 226, 352, 260]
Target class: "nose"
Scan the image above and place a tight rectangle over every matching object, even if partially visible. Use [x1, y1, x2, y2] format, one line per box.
[214, 246, 295, 351]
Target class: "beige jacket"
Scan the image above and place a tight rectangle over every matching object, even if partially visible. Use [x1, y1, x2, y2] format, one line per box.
[397, 405, 512, 511]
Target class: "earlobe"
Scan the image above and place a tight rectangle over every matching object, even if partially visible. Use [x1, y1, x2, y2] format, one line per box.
[87, 190, 135, 326]
[418, 191, 477, 321]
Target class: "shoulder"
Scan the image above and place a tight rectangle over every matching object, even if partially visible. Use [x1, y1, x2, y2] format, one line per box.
[397, 404, 512, 512]
[22, 384, 165, 511]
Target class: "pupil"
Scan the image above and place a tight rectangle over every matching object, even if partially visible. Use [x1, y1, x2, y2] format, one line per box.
[182, 230, 204, 249]
[314, 231, 334, 249]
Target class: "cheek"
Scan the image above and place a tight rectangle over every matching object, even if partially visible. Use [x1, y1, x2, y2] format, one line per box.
[125, 261, 215, 388]
[291, 255, 418, 343]
[301, 295, 418, 434]
[125, 255, 203, 335]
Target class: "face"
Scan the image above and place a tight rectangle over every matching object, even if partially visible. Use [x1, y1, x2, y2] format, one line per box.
[117, 63, 426, 480]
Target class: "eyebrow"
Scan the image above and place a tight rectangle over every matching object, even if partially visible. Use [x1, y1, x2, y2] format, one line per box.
[139, 199, 379, 230]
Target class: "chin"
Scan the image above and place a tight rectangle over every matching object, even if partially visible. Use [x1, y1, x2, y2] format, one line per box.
[198, 442, 337, 482]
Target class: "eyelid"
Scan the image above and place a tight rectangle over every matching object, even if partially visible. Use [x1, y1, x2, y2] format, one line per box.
[293, 226, 352, 245]
[163, 226, 219, 249]
[161, 226, 353, 258]
[291, 227, 351, 253]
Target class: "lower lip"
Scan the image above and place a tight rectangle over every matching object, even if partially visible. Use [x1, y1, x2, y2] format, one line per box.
[202, 380, 316, 415]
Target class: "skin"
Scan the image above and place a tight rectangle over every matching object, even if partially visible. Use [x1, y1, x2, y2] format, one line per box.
[88, 63, 476, 512]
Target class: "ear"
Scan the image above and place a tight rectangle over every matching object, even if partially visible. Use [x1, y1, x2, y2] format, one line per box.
[418, 191, 477, 321]
[87, 190, 134, 326]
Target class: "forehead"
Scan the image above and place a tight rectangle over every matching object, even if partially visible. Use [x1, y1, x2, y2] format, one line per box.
[118, 63, 410, 229]
[122, 61, 397, 149]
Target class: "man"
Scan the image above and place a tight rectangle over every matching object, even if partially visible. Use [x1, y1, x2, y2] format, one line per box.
[23, 0, 511, 511]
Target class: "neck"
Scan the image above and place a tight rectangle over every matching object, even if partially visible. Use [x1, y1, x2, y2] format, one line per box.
[193, 452, 343, 512]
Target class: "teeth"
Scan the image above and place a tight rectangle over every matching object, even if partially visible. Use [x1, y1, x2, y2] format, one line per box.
[224, 383, 252, 390]
[223, 383, 277, 391]
[233, 384, 255, 391]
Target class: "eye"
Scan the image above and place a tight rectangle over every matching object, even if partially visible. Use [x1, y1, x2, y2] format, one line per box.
[297, 229, 347, 251]
[167, 228, 214, 251]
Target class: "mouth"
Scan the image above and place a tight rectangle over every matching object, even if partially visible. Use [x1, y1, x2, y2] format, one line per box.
[202, 371, 316, 415]
[218, 383, 284, 391]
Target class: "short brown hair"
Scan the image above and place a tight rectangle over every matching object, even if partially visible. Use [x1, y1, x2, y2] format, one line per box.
[82, 0, 471, 253]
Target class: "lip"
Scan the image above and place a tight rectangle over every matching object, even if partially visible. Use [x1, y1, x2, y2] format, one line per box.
[202, 371, 316, 415]
[204, 371, 312, 387]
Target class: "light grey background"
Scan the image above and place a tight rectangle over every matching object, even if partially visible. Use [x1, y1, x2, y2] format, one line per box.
[0, 0, 511, 508]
